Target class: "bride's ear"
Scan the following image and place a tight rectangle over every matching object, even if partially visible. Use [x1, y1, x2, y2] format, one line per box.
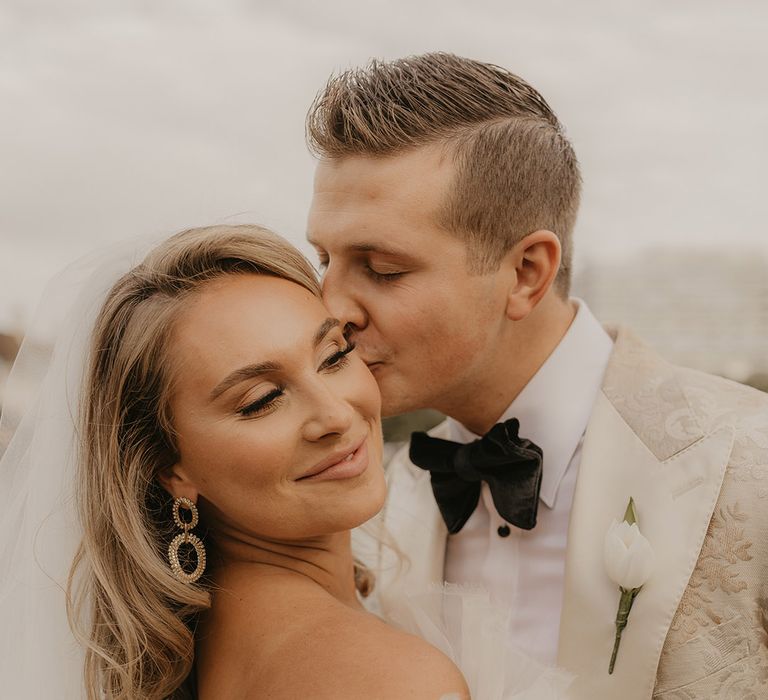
[156, 463, 199, 502]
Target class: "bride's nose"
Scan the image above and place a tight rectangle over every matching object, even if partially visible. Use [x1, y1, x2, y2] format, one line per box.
[301, 379, 356, 442]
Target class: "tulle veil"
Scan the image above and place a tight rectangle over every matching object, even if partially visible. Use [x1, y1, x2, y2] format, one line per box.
[0, 234, 163, 698]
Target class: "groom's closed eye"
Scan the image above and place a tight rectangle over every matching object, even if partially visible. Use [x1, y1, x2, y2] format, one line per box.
[364, 262, 406, 282]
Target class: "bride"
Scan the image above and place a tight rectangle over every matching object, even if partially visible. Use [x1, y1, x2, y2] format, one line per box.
[0, 224, 469, 699]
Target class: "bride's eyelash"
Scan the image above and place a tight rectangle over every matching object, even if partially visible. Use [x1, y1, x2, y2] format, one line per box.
[320, 342, 356, 371]
[238, 388, 284, 417]
[237, 343, 356, 418]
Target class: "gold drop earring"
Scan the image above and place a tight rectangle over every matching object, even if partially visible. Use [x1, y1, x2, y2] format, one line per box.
[168, 496, 206, 583]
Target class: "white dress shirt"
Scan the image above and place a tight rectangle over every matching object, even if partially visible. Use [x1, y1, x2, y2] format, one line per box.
[443, 300, 614, 664]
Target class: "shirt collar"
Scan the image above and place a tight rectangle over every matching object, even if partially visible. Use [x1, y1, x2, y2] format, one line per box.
[447, 299, 614, 509]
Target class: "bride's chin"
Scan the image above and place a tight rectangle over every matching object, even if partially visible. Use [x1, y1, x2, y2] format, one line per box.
[332, 471, 388, 531]
[364, 456, 388, 508]
[361, 475, 388, 521]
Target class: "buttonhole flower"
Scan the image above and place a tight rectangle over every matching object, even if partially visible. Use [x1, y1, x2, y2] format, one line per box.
[604, 497, 655, 674]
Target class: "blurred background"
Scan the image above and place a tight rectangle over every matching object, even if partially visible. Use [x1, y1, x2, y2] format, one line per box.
[2, 0, 767, 445]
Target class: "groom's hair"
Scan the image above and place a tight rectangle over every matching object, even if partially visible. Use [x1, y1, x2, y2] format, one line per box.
[306, 52, 581, 296]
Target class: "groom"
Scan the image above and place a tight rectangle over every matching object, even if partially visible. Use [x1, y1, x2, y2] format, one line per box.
[305, 53, 768, 698]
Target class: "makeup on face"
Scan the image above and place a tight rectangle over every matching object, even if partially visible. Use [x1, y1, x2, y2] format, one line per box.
[168, 274, 385, 540]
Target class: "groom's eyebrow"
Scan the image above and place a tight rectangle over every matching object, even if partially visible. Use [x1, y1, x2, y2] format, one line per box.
[306, 237, 411, 259]
[348, 242, 410, 257]
[209, 317, 341, 402]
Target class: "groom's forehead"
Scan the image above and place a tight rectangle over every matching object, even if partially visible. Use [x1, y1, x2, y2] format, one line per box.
[311, 147, 455, 211]
[307, 201, 440, 253]
[307, 149, 460, 258]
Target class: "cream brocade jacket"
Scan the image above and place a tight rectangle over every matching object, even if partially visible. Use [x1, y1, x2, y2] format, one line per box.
[639, 344, 768, 698]
[360, 328, 768, 699]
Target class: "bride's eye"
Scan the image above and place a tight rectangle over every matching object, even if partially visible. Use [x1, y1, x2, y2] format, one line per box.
[237, 387, 284, 417]
[319, 342, 356, 372]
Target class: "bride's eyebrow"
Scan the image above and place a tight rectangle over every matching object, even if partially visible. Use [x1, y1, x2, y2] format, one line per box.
[209, 361, 281, 402]
[312, 317, 341, 346]
[208, 317, 342, 402]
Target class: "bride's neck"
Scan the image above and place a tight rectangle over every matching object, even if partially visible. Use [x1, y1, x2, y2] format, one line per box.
[209, 528, 362, 609]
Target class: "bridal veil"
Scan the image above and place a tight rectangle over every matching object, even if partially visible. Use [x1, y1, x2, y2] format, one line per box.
[0, 235, 159, 698]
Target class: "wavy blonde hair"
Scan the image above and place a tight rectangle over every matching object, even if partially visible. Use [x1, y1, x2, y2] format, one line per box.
[67, 225, 321, 699]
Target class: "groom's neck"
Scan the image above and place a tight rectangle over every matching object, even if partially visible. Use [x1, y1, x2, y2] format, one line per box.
[440, 295, 576, 435]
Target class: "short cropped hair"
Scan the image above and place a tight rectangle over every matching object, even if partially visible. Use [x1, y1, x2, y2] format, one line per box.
[306, 52, 581, 295]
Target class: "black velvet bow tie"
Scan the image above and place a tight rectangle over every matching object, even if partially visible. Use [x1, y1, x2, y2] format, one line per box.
[409, 418, 544, 534]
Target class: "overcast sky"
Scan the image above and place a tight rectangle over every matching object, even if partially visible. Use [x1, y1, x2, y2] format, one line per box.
[2, 0, 767, 332]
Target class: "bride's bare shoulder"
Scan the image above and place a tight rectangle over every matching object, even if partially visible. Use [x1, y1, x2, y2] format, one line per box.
[318, 608, 470, 699]
[196, 582, 468, 700]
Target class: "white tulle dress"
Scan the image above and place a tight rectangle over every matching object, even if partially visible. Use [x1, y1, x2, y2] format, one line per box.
[382, 583, 574, 700]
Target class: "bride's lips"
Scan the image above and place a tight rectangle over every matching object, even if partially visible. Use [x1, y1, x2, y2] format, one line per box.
[297, 437, 369, 482]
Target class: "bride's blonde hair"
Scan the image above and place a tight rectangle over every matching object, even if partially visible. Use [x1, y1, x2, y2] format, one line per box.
[67, 225, 321, 699]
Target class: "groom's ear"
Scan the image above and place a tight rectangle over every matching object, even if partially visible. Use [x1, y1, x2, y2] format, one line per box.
[156, 462, 199, 502]
[503, 230, 562, 321]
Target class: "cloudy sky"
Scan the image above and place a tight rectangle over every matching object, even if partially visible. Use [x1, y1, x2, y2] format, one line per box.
[2, 0, 767, 332]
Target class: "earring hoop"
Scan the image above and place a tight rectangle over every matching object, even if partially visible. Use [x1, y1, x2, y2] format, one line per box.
[168, 496, 206, 583]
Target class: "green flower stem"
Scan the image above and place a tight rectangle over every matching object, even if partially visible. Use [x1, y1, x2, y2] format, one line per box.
[609, 588, 639, 674]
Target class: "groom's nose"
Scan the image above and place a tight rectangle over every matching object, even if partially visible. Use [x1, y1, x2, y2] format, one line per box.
[321, 268, 368, 334]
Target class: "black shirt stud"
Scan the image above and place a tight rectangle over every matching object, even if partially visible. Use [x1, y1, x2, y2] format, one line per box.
[497, 524, 511, 538]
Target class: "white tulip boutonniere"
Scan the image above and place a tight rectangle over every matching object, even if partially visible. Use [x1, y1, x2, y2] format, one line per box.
[604, 497, 655, 674]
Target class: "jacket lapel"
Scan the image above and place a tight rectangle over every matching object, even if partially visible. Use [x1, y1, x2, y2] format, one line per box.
[557, 329, 734, 699]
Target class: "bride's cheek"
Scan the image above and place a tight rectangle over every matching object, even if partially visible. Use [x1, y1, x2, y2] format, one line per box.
[351, 363, 382, 415]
